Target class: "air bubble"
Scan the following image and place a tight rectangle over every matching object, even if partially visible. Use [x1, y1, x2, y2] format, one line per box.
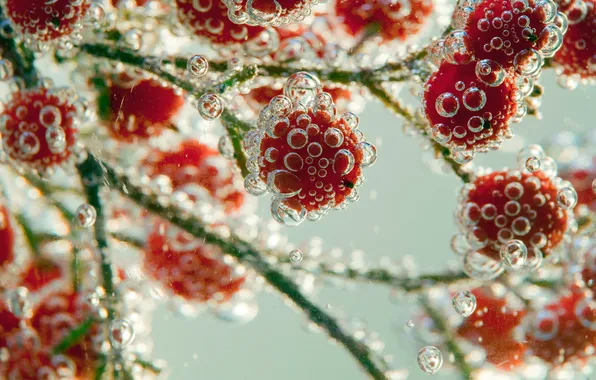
[462, 87, 487, 111]
[109, 319, 135, 350]
[452, 291, 477, 317]
[556, 187, 578, 209]
[443, 30, 474, 64]
[244, 174, 267, 196]
[333, 150, 355, 175]
[475, 59, 506, 87]
[525, 157, 540, 172]
[287, 128, 308, 149]
[267, 170, 301, 197]
[76, 204, 97, 228]
[435, 92, 460, 117]
[6, 287, 31, 319]
[417, 346, 443, 375]
[45, 126, 67, 154]
[18, 131, 40, 156]
[324, 128, 344, 148]
[198, 93, 224, 120]
[289, 249, 303, 262]
[513, 49, 543, 77]
[500, 240, 527, 269]
[271, 196, 306, 227]
[0, 59, 13, 81]
[355, 142, 377, 167]
[283, 72, 322, 106]
[187, 55, 209, 77]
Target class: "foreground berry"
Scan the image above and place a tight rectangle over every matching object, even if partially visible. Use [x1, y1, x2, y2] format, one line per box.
[100, 73, 184, 142]
[223, 0, 317, 26]
[335, 0, 433, 43]
[144, 221, 245, 302]
[456, 288, 526, 370]
[0, 86, 83, 174]
[174, 0, 267, 47]
[553, 0, 596, 87]
[526, 287, 596, 365]
[423, 61, 519, 157]
[5, 0, 90, 43]
[244, 85, 376, 225]
[455, 163, 573, 263]
[144, 140, 246, 212]
[0, 204, 15, 269]
[31, 290, 101, 376]
[461, 0, 563, 74]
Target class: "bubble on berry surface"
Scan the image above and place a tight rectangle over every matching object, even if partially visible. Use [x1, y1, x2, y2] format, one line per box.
[340, 112, 359, 129]
[417, 346, 443, 375]
[289, 249, 303, 263]
[538, 25, 564, 57]
[271, 196, 306, 227]
[355, 142, 377, 168]
[109, 318, 135, 350]
[435, 92, 460, 117]
[500, 239, 528, 269]
[574, 298, 596, 330]
[514, 49, 543, 77]
[198, 93, 224, 121]
[475, 59, 506, 87]
[531, 309, 559, 341]
[462, 87, 487, 111]
[525, 156, 541, 172]
[556, 187, 578, 209]
[283, 72, 322, 106]
[5, 286, 31, 319]
[45, 126, 67, 154]
[517, 145, 546, 168]
[218, 135, 235, 160]
[76, 204, 97, 228]
[452, 291, 477, 317]
[444, 30, 474, 64]
[463, 250, 504, 280]
[187, 55, 209, 78]
[268, 170, 301, 197]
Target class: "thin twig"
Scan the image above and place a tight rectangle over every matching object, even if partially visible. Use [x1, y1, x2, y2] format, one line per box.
[95, 154, 391, 380]
[52, 317, 96, 354]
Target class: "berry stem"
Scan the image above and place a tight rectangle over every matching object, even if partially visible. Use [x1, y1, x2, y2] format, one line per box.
[215, 64, 259, 94]
[95, 153, 393, 380]
[0, 8, 39, 87]
[52, 317, 96, 354]
[420, 296, 474, 380]
[222, 120, 249, 177]
[133, 358, 163, 374]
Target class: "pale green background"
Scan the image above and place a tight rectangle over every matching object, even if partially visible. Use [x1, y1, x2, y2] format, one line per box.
[150, 71, 594, 379]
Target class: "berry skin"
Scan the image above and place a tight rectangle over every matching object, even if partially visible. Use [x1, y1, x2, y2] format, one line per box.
[456, 288, 526, 369]
[559, 159, 596, 213]
[144, 140, 246, 212]
[0, 204, 15, 269]
[222, 0, 317, 26]
[581, 245, 596, 290]
[0, 87, 82, 174]
[101, 74, 184, 142]
[553, 0, 596, 83]
[174, 0, 266, 46]
[462, 0, 562, 73]
[335, 0, 433, 43]
[111, 0, 150, 6]
[144, 221, 245, 303]
[423, 61, 519, 156]
[0, 299, 19, 346]
[246, 92, 376, 224]
[456, 169, 570, 261]
[31, 290, 101, 376]
[526, 287, 596, 365]
[19, 258, 63, 292]
[5, 0, 89, 42]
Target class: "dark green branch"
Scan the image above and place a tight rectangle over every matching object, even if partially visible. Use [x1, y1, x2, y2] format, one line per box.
[0, 10, 38, 87]
[53, 317, 95, 354]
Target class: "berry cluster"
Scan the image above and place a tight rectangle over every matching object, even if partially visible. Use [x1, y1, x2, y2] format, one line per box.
[423, 0, 566, 159]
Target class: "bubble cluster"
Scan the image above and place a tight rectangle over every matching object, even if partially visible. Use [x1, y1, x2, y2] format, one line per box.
[244, 73, 376, 225]
[222, 0, 319, 27]
[0, 86, 84, 174]
[454, 147, 576, 268]
[417, 346, 443, 375]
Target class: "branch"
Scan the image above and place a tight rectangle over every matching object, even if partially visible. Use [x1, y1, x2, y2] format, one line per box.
[52, 317, 96, 354]
[95, 154, 391, 380]
[420, 297, 473, 379]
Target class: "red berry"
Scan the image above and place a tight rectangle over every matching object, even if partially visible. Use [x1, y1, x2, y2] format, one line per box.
[423, 61, 519, 157]
[111, 0, 150, 6]
[526, 287, 596, 365]
[174, 0, 267, 46]
[223, 0, 316, 26]
[31, 290, 101, 375]
[335, 0, 433, 43]
[0, 299, 20, 346]
[19, 258, 63, 292]
[144, 221, 245, 302]
[456, 168, 571, 261]
[462, 0, 562, 73]
[0, 204, 15, 269]
[5, 0, 90, 43]
[246, 90, 376, 224]
[457, 288, 526, 369]
[102, 73, 184, 142]
[581, 244, 596, 290]
[144, 140, 246, 212]
[553, 0, 596, 84]
[559, 158, 596, 213]
[0, 86, 82, 174]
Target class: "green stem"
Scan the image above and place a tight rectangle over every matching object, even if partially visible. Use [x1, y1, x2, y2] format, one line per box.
[0, 9, 38, 87]
[52, 317, 96, 354]
[95, 154, 391, 380]
[420, 296, 473, 380]
[134, 358, 162, 374]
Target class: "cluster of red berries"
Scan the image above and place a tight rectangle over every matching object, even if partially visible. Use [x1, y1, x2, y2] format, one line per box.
[423, 0, 566, 159]
[0, 85, 85, 175]
[143, 139, 246, 213]
[454, 147, 575, 269]
[552, 0, 596, 87]
[243, 73, 376, 225]
[98, 72, 185, 142]
[143, 221, 245, 303]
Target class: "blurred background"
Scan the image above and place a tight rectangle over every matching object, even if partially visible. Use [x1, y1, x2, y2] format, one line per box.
[149, 69, 594, 379]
